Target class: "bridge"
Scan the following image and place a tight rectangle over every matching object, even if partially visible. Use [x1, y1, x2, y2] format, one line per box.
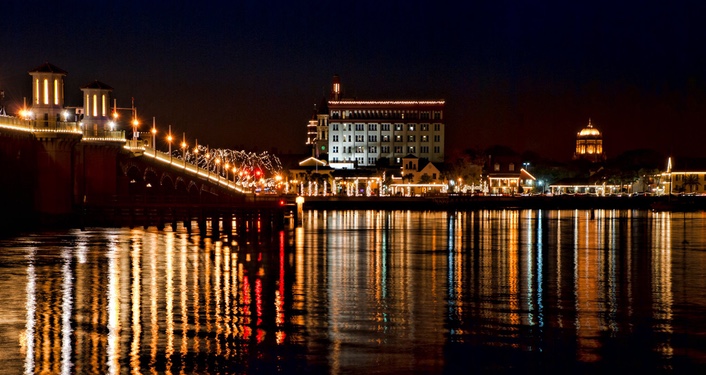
[0, 114, 292, 234]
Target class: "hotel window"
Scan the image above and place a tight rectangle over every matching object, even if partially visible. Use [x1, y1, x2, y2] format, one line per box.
[434, 111, 441, 120]
[421, 146, 429, 153]
[420, 112, 430, 120]
[347, 135, 352, 142]
[332, 157, 339, 162]
[332, 146, 339, 153]
[368, 146, 377, 153]
[394, 146, 403, 153]
[368, 157, 377, 165]
[382, 135, 390, 142]
[381, 124, 390, 131]
[421, 124, 429, 131]
[434, 146, 440, 153]
[408, 124, 415, 131]
[357, 157, 364, 164]
[356, 124, 364, 131]
[434, 135, 441, 142]
[356, 135, 364, 142]
[332, 124, 339, 131]
[368, 124, 377, 131]
[356, 146, 364, 153]
[421, 135, 428, 142]
[333, 135, 339, 142]
[434, 124, 441, 131]
[395, 135, 402, 142]
[509, 163, 515, 171]
[368, 135, 377, 142]
[494, 163, 500, 171]
[381, 146, 390, 153]
[408, 146, 416, 153]
[395, 124, 403, 131]
[408, 135, 415, 142]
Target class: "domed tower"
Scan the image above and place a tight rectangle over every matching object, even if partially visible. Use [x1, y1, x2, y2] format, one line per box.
[573, 119, 606, 162]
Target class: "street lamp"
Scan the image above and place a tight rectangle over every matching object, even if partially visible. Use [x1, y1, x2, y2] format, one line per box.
[215, 158, 221, 181]
[151, 117, 157, 150]
[204, 151, 210, 178]
[181, 132, 187, 162]
[225, 163, 230, 180]
[167, 124, 173, 162]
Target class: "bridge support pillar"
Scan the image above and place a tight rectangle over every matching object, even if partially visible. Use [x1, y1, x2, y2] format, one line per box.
[223, 212, 233, 238]
[210, 213, 220, 237]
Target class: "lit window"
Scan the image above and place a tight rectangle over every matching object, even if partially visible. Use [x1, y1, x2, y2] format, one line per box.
[54, 79, 59, 105]
[43, 79, 49, 105]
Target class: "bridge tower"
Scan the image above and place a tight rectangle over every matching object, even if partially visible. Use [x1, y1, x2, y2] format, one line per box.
[80, 80, 114, 137]
[26, 63, 82, 222]
[28, 62, 67, 127]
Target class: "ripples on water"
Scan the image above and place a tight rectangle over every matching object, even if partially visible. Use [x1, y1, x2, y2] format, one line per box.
[1, 209, 706, 374]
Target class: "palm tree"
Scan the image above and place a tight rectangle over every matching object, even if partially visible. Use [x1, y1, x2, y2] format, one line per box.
[682, 174, 701, 193]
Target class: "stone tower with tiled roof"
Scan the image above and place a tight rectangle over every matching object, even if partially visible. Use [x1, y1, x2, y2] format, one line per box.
[81, 80, 115, 137]
[28, 62, 68, 127]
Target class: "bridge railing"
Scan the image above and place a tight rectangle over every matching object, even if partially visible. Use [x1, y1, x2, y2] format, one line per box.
[0, 115, 82, 134]
[132, 145, 250, 195]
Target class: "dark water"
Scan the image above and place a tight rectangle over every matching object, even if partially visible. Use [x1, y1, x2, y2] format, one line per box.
[1, 209, 706, 374]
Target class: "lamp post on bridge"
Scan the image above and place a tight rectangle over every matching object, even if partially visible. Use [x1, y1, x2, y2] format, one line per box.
[151, 117, 157, 151]
[181, 132, 187, 167]
[215, 158, 221, 182]
[205, 150, 211, 179]
[112, 98, 139, 142]
[167, 124, 173, 163]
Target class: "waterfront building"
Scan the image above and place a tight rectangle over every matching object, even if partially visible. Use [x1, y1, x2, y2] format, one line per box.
[389, 154, 446, 196]
[314, 75, 445, 170]
[658, 157, 706, 195]
[486, 154, 536, 195]
[573, 119, 606, 162]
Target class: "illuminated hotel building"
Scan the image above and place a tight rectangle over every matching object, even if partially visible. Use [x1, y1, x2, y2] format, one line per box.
[573, 119, 606, 162]
[314, 75, 445, 169]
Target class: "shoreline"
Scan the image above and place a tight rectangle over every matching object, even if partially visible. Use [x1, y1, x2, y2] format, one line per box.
[300, 194, 706, 212]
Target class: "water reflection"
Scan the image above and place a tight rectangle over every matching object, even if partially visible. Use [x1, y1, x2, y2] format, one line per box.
[1, 210, 706, 373]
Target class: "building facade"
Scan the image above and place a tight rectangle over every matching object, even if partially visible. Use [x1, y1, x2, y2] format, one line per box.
[309, 75, 445, 169]
[573, 119, 606, 162]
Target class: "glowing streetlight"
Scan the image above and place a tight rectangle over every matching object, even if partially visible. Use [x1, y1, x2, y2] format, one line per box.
[151, 117, 157, 149]
[181, 132, 187, 162]
[167, 124, 173, 162]
[204, 150, 211, 178]
[215, 158, 221, 181]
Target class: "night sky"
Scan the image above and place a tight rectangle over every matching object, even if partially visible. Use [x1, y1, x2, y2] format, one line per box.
[2, 0, 705, 162]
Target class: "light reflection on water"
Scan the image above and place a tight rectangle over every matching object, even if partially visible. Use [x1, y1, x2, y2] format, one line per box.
[0, 209, 705, 374]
